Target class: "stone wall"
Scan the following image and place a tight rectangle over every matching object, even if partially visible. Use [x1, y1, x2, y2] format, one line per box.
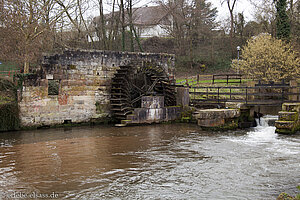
[19, 49, 175, 127]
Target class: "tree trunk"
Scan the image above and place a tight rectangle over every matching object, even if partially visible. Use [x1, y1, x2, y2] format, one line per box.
[132, 26, 143, 52]
[230, 10, 234, 58]
[127, 0, 135, 52]
[120, 0, 125, 51]
[99, 0, 107, 49]
[227, 0, 237, 58]
[24, 60, 29, 74]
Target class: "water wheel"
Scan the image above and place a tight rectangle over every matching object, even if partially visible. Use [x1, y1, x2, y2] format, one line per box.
[110, 65, 176, 120]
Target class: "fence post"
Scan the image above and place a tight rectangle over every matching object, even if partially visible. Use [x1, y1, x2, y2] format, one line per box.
[226, 75, 229, 84]
[246, 87, 248, 105]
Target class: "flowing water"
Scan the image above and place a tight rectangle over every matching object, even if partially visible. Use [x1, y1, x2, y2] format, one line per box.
[0, 117, 299, 199]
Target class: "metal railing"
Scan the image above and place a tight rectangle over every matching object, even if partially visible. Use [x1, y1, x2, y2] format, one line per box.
[190, 85, 300, 106]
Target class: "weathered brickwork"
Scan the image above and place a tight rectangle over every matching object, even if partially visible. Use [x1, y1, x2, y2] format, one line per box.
[19, 49, 175, 127]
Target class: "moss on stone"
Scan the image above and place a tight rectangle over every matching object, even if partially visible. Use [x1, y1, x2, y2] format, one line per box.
[68, 65, 77, 70]
[95, 102, 109, 114]
[277, 192, 299, 200]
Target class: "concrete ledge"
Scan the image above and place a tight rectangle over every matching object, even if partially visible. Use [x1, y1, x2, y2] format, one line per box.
[193, 108, 241, 129]
[194, 109, 240, 120]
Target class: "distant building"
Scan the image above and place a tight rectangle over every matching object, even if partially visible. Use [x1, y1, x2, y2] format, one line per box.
[89, 5, 172, 42]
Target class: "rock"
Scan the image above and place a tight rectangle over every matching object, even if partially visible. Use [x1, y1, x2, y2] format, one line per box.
[276, 192, 296, 200]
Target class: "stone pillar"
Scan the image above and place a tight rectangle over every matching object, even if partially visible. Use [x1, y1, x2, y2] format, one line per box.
[289, 80, 298, 101]
[176, 87, 190, 106]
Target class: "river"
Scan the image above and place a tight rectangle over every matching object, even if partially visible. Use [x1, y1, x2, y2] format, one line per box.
[0, 117, 299, 199]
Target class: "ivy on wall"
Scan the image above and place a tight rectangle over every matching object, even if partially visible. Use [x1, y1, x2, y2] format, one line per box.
[0, 79, 19, 131]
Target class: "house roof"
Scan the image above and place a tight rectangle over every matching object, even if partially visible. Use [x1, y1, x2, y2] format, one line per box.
[131, 5, 169, 26]
[92, 5, 170, 27]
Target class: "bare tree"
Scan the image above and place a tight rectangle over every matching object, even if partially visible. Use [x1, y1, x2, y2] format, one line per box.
[55, 0, 94, 48]
[221, 0, 238, 58]
[0, 0, 63, 73]
[126, 0, 143, 52]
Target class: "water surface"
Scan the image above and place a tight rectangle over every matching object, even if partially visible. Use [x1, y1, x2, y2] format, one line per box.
[0, 118, 299, 199]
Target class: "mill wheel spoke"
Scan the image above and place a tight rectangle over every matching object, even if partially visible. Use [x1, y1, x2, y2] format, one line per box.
[111, 64, 176, 122]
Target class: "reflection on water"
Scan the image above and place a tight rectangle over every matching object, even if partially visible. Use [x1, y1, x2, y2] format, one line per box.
[0, 121, 299, 199]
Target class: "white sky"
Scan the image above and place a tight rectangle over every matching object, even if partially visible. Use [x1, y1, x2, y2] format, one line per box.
[208, 0, 254, 21]
[88, 0, 255, 22]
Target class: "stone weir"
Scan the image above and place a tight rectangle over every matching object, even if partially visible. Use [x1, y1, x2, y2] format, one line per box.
[193, 102, 255, 130]
[19, 49, 175, 128]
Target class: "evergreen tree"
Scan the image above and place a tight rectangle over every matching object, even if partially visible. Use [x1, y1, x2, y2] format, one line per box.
[274, 0, 291, 41]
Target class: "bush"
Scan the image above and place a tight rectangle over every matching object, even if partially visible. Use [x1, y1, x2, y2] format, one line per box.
[232, 33, 300, 81]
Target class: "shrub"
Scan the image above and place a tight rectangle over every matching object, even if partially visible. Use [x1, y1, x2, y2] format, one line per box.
[232, 33, 300, 81]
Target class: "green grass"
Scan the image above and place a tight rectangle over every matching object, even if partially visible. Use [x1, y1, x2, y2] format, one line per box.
[176, 78, 250, 86]
[0, 61, 20, 77]
[189, 88, 247, 101]
[0, 61, 19, 70]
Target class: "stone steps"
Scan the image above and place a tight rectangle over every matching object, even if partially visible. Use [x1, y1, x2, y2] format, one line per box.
[275, 103, 300, 134]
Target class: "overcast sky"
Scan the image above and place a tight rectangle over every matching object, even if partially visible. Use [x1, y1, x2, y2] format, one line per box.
[208, 0, 254, 21]
[89, 0, 255, 22]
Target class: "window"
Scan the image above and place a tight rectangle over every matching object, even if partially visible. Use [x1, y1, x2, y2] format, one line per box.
[48, 80, 59, 95]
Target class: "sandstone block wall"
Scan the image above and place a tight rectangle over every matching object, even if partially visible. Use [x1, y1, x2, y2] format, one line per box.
[19, 49, 175, 127]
